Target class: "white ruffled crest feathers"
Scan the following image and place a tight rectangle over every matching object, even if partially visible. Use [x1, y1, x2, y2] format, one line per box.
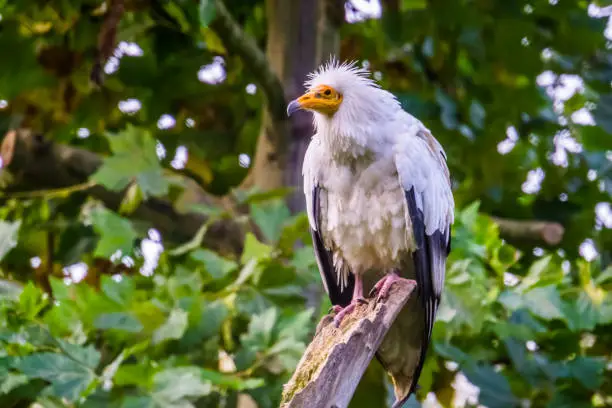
[305, 57, 380, 91]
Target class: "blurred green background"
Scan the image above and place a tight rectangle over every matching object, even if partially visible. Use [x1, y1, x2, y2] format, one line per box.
[0, 0, 611, 407]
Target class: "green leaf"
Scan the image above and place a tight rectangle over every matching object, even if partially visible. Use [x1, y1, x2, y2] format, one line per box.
[91, 125, 168, 198]
[153, 367, 212, 403]
[593, 93, 612, 134]
[250, 199, 291, 243]
[594, 265, 612, 285]
[290, 245, 317, 271]
[121, 396, 161, 408]
[567, 356, 605, 389]
[18, 281, 47, 320]
[0, 278, 23, 300]
[100, 351, 127, 387]
[164, 2, 192, 32]
[523, 286, 566, 321]
[99, 341, 148, 388]
[469, 100, 486, 129]
[183, 300, 228, 346]
[199, 368, 264, 390]
[434, 343, 471, 364]
[231, 259, 259, 289]
[0, 373, 28, 394]
[114, 362, 155, 388]
[239, 186, 293, 204]
[599, 295, 612, 324]
[261, 309, 315, 370]
[0, 220, 20, 261]
[547, 390, 592, 408]
[198, 0, 216, 27]
[118, 182, 144, 215]
[435, 88, 457, 130]
[137, 169, 170, 196]
[577, 125, 612, 151]
[517, 255, 561, 291]
[190, 249, 237, 280]
[241, 308, 278, 350]
[101, 275, 134, 306]
[169, 222, 211, 257]
[498, 290, 523, 311]
[277, 309, 314, 342]
[563, 291, 601, 331]
[55, 339, 101, 369]
[94, 313, 143, 332]
[240, 233, 273, 264]
[90, 206, 138, 258]
[400, 0, 427, 11]
[152, 308, 188, 344]
[13, 353, 96, 402]
[463, 364, 520, 408]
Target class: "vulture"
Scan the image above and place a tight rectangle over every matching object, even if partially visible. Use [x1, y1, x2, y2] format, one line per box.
[286, 60, 454, 406]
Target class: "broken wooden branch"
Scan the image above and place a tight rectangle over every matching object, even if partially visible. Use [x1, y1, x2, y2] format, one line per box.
[280, 279, 416, 408]
[491, 216, 565, 247]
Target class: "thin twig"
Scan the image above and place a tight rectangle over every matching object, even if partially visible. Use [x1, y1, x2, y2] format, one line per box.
[0, 180, 97, 199]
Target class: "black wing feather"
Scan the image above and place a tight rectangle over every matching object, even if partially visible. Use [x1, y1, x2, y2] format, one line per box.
[402, 187, 450, 399]
[311, 185, 354, 307]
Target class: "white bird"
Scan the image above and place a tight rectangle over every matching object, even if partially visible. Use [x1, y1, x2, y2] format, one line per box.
[287, 60, 454, 406]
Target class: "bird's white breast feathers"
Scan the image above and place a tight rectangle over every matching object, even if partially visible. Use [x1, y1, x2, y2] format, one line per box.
[303, 114, 454, 277]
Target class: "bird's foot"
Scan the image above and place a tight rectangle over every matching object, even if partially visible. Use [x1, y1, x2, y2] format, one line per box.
[331, 297, 368, 328]
[370, 272, 410, 302]
[329, 305, 343, 314]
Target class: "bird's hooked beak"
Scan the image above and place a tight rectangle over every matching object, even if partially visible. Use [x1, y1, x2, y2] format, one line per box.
[286, 99, 302, 116]
[286, 85, 342, 117]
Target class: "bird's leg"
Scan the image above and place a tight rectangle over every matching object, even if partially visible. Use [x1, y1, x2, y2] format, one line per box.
[370, 269, 413, 301]
[332, 275, 367, 328]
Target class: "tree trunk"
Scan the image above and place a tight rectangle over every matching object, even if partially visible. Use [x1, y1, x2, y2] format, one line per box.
[248, 0, 343, 213]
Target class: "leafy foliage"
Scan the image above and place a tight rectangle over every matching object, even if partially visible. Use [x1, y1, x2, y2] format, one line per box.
[0, 210, 313, 406]
[0, 0, 611, 407]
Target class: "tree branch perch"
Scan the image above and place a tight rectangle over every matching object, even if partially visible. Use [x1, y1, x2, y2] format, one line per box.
[281, 280, 416, 408]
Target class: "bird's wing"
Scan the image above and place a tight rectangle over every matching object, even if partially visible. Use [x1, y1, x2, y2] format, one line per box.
[393, 127, 454, 397]
[309, 185, 355, 307]
[303, 138, 355, 307]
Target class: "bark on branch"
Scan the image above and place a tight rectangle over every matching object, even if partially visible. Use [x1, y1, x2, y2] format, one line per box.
[281, 280, 416, 408]
[492, 217, 565, 247]
[2, 129, 243, 254]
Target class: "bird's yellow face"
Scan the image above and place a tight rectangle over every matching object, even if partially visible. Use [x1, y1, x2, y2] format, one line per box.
[286, 85, 343, 117]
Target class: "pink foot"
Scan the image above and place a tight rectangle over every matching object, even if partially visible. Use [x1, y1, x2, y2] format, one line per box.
[329, 305, 343, 314]
[331, 298, 368, 328]
[370, 272, 413, 301]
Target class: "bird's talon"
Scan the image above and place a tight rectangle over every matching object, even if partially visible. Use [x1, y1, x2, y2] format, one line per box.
[332, 297, 369, 327]
[332, 302, 358, 327]
[329, 305, 343, 315]
[373, 272, 403, 302]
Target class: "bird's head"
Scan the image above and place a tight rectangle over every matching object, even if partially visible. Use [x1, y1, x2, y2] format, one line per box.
[286, 59, 401, 128]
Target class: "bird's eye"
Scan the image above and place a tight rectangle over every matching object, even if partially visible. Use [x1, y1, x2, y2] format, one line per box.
[324, 89, 332, 96]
